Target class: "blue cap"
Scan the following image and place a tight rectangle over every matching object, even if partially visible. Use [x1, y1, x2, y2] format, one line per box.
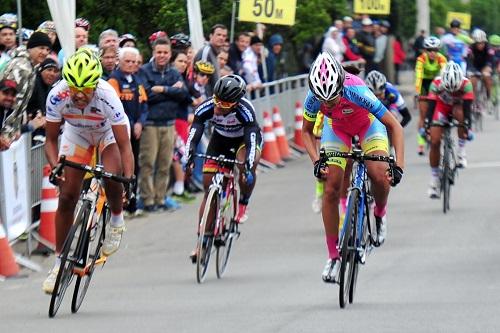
[269, 34, 283, 47]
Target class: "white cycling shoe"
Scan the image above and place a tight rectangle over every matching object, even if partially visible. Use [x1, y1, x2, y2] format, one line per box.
[42, 267, 59, 294]
[322, 258, 341, 283]
[102, 224, 126, 256]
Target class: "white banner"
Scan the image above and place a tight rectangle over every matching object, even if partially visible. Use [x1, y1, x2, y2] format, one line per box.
[187, 0, 205, 53]
[47, 0, 76, 60]
[1, 134, 30, 241]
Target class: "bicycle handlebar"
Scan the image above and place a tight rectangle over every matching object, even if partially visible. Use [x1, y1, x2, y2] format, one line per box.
[50, 155, 134, 185]
[194, 153, 245, 166]
[320, 148, 395, 165]
[430, 119, 468, 129]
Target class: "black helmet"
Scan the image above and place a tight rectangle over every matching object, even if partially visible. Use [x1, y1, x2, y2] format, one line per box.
[450, 19, 461, 28]
[170, 33, 191, 49]
[213, 74, 246, 103]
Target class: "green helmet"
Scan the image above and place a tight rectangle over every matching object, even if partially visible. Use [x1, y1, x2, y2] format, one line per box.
[63, 48, 102, 88]
[489, 34, 500, 47]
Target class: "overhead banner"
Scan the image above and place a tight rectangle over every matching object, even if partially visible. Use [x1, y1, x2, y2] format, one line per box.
[239, 0, 297, 26]
[0, 134, 30, 241]
[187, 0, 205, 52]
[446, 12, 471, 30]
[354, 0, 391, 15]
[47, 0, 76, 59]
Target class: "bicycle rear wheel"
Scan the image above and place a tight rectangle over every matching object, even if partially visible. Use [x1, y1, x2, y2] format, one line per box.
[442, 148, 451, 214]
[216, 182, 238, 279]
[71, 205, 107, 313]
[49, 201, 90, 318]
[196, 187, 219, 283]
[339, 189, 359, 308]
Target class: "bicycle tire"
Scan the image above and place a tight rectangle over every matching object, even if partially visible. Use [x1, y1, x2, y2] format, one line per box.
[196, 186, 219, 283]
[216, 182, 238, 279]
[49, 201, 90, 318]
[442, 144, 451, 214]
[71, 204, 107, 313]
[350, 193, 370, 303]
[339, 189, 358, 308]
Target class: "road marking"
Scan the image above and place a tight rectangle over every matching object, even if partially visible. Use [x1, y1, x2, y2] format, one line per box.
[467, 161, 500, 169]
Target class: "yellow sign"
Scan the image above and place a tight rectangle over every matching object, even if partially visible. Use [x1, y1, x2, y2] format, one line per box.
[446, 12, 471, 30]
[354, 0, 391, 15]
[239, 0, 296, 26]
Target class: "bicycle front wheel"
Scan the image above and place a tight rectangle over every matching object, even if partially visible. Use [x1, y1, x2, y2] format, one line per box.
[72, 205, 107, 313]
[216, 183, 238, 279]
[49, 201, 90, 318]
[339, 189, 359, 308]
[196, 187, 219, 283]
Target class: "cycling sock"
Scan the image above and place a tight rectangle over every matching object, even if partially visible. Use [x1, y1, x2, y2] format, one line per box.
[374, 204, 387, 218]
[417, 132, 426, 146]
[54, 255, 61, 269]
[110, 211, 124, 227]
[458, 139, 466, 150]
[173, 181, 184, 195]
[431, 167, 440, 179]
[326, 234, 339, 259]
[315, 180, 324, 198]
[340, 197, 347, 214]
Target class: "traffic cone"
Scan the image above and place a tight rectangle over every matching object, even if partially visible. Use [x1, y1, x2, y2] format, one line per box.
[0, 223, 19, 277]
[293, 101, 305, 149]
[272, 106, 291, 160]
[37, 164, 58, 253]
[261, 111, 284, 166]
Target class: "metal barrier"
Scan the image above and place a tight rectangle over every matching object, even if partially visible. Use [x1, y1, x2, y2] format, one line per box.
[30, 143, 46, 207]
[246, 74, 308, 137]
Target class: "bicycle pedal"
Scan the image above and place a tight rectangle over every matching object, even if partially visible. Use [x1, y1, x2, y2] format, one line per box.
[95, 256, 107, 266]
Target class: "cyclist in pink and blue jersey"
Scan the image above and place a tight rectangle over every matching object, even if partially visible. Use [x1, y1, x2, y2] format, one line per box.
[301, 52, 405, 283]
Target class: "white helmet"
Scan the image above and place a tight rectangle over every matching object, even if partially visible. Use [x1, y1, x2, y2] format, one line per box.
[441, 61, 464, 92]
[365, 70, 387, 94]
[308, 51, 345, 101]
[423, 36, 441, 49]
[472, 29, 487, 43]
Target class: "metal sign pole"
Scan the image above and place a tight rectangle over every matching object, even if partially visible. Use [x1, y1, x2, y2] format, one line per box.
[16, 0, 22, 46]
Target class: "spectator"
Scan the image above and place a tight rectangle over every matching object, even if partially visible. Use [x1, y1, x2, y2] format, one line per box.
[228, 32, 250, 76]
[266, 33, 286, 81]
[413, 30, 426, 59]
[191, 60, 215, 100]
[334, 20, 344, 36]
[356, 17, 376, 72]
[373, 21, 388, 72]
[300, 41, 315, 74]
[216, 49, 229, 71]
[0, 79, 44, 143]
[342, 27, 364, 62]
[220, 65, 233, 77]
[100, 46, 117, 80]
[119, 34, 137, 48]
[343, 16, 353, 32]
[58, 18, 89, 66]
[170, 33, 195, 83]
[242, 35, 264, 90]
[352, 14, 363, 31]
[138, 38, 189, 212]
[108, 47, 148, 217]
[393, 35, 406, 85]
[135, 52, 143, 72]
[99, 29, 119, 49]
[2, 31, 51, 138]
[27, 58, 60, 142]
[194, 24, 228, 94]
[322, 27, 344, 62]
[0, 13, 17, 55]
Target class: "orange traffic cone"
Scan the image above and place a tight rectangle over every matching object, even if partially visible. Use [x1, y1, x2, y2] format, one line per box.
[38, 164, 57, 252]
[261, 111, 284, 166]
[272, 106, 291, 160]
[0, 223, 19, 277]
[294, 101, 305, 149]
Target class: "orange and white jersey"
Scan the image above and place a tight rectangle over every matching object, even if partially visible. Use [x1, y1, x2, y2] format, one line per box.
[46, 79, 129, 133]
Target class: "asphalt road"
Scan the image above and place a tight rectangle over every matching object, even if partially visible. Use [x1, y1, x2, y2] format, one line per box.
[2, 71, 500, 332]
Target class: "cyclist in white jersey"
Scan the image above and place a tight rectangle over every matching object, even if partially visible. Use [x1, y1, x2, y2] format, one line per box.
[42, 49, 134, 294]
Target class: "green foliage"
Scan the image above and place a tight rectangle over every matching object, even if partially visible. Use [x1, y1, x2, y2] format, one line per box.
[389, 0, 417, 39]
[471, 0, 499, 33]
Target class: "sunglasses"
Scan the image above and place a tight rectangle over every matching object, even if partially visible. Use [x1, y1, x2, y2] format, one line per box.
[69, 86, 95, 95]
[213, 95, 237, 108]
[427, 49, 439, 52]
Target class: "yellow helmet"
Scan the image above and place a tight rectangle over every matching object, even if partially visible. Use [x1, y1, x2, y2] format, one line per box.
[63, 48, 102, 88]
[194, 61, 215, 75]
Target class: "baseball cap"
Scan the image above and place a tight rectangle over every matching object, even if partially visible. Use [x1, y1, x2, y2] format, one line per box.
[0, 79, 17, 93]
[362, 18, 373, 26]
[343, 16, 353, 22]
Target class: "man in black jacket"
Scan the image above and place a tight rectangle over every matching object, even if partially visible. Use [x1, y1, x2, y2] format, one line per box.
[228, 32, 251, 76]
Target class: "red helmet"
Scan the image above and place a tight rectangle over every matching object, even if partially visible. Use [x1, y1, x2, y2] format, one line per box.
[148, 30, 167, 46]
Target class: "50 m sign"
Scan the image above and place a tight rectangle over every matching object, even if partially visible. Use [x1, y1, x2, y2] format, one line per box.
[354, 0, 391, 15]
[239, 0, 297, 26]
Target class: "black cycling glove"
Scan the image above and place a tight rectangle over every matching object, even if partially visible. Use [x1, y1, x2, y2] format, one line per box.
[390, 166, 404, 187]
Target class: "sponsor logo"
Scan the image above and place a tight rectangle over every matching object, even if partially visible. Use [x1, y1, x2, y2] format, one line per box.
[342, 108, 353, 115]
[90, 107, 101, 114]
[50, 89, 70, 105]
[248, 132, 256, 169]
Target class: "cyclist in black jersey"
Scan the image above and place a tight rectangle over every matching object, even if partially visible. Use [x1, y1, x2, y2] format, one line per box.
[185, 74, 262, 261]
